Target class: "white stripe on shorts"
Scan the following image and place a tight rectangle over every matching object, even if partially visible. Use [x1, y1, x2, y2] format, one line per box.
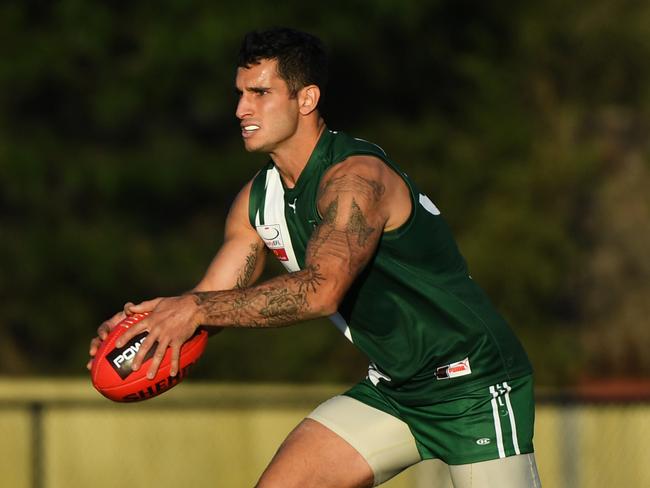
[490, 382, 521, 459]
[503, 381, 521, 455]
[489, 385, 506, 458]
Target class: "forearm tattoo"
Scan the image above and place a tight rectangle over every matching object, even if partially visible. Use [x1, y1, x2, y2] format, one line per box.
[192, 265, 325, 327]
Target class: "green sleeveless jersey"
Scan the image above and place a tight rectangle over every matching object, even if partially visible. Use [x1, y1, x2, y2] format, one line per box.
[248, 129, 532, 405]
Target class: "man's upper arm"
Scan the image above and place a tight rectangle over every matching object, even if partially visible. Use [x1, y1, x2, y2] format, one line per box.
[194, 180, 267, 292]
[304, 156, 390, 310]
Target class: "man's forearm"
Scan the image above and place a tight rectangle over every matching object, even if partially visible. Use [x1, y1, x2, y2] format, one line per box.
[191, 264, 328, 328]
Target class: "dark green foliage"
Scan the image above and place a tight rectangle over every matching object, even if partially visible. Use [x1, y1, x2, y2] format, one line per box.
[1, 1, 648, 385]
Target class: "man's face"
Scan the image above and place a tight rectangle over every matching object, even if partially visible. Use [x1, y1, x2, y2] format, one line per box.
[235, 58, 300, 153]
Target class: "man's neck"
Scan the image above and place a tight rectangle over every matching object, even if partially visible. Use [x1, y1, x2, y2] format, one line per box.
[270, 118, 326, 188]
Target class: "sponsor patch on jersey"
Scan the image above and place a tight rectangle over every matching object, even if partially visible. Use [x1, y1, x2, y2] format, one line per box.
[435, 357, 472, 380]
[256, 224, 289, 262]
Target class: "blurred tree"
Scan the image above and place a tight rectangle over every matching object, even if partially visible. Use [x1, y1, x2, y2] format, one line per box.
[578, 111, 650, 378]
[1, 0, 648, 386]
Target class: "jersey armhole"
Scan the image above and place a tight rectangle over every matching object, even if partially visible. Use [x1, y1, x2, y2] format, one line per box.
[248, 167, 270, 228]
[380, 166, 418, 241]
[360, 152, 418, 240]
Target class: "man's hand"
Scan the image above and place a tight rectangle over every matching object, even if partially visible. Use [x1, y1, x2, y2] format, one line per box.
[114, 295, 202, 380]
[86, 298, 163, 371]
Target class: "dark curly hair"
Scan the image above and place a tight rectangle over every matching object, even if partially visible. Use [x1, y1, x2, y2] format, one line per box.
[237, 27, 328, 98]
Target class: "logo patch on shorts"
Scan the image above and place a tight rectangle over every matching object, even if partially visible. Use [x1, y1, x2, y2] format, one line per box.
[435, 357, 472, 380]
[476, 438, 491, 446]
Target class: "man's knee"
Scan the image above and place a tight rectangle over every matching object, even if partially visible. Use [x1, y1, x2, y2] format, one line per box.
[449, 453, 541, 488]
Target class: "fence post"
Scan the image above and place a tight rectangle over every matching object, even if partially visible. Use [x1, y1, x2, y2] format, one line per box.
[31, 402, 43, 488]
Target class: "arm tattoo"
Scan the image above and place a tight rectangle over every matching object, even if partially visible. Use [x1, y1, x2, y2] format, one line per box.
[309, 196, 375, 263]
[192, 265, 325, 327]
[348, 199, 375, 247]
[236, 243, 261, 289]
[310, 173, 382, 273]
[307, 197, 346, 261]
[322, 194, 338, 224]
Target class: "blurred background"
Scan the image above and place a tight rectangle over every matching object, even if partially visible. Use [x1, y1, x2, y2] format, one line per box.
[1, 0, 649, 487]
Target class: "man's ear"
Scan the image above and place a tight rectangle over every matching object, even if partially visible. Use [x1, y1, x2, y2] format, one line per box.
[298, 85, 321, 115]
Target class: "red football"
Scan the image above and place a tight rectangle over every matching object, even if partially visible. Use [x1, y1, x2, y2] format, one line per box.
[91, 312, 208, 402]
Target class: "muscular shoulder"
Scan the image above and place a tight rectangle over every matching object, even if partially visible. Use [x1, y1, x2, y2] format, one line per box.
[326, 154, 386, 179]
[318, 155, 411, 231]
[319, 155, 386, 204]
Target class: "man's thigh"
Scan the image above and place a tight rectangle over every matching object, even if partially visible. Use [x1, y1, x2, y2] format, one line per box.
[308, 395, 422, 486]
[255, 417, 374, 488]
[449, 453, 542, 488]
[257, 395, 421, 488]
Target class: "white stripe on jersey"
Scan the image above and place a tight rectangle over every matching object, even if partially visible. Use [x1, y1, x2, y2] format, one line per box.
[329, 312, 353, 342]
[260, 167, 300, 272]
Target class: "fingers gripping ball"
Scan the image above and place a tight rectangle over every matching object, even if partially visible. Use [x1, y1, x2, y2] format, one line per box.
[91, 313, 208, 402]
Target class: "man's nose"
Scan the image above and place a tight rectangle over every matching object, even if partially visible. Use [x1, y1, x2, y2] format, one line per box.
[236, 94, 252, 120]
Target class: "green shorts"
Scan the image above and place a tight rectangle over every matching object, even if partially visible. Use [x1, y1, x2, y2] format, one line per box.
[343, 374, 536, 465]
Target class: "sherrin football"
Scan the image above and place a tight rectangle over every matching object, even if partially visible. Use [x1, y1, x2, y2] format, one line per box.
[91, 312, 208, 402]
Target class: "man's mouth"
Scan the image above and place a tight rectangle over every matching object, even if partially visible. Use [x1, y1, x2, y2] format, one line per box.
[242, 124, 260, 137]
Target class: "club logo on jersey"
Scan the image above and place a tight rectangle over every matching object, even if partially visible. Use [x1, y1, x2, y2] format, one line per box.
[256, 224, 289, 261]
[435, 357, 472, 380]
[288, 197, 297, 214]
